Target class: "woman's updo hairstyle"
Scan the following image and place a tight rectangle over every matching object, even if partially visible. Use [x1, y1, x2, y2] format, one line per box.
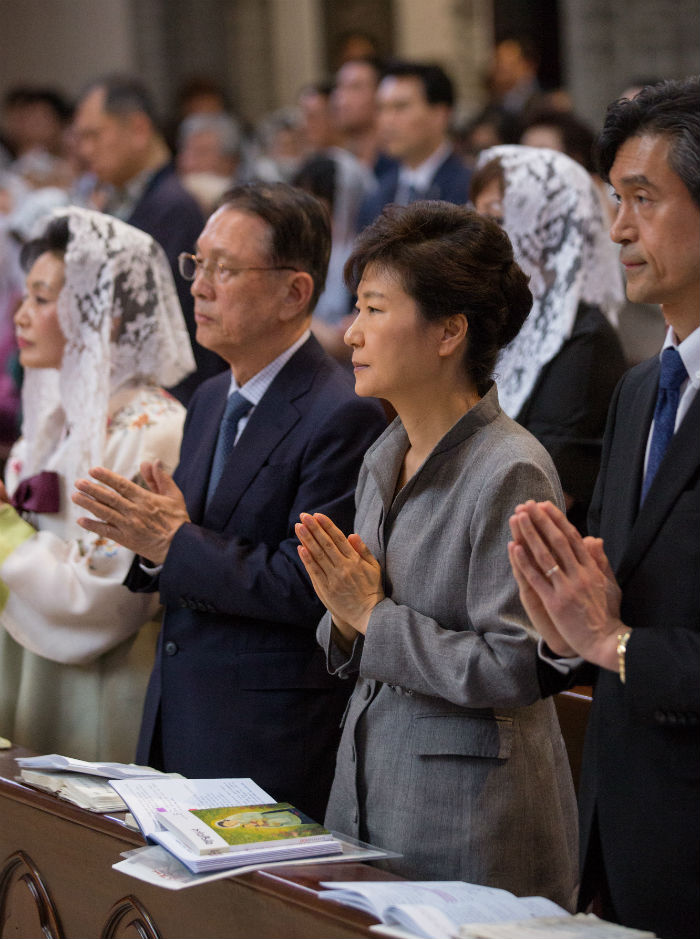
[19, 215, 70, 272]
[345, 201, 531, 395]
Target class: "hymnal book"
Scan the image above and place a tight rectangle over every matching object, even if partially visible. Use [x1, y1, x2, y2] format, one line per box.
[319, 882, 655, 939]
[159, 802, 335, 855]
[110, 777, 342, 874]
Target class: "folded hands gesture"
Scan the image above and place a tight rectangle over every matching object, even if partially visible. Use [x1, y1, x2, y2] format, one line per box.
[295, 512, 384, 642]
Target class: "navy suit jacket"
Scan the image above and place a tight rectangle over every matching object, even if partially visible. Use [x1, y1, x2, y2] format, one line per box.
[540, 355, 700, 939]
[127, 336, 386, 819]
[127, 163, 226, 403]
[357, 150, 472, 229]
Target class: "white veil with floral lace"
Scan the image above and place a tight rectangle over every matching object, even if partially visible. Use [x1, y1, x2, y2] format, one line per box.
[476, 145, 624, 419]
[17, 207, 195, 518]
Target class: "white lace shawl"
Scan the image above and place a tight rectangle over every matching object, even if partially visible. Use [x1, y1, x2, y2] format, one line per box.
[476, 145, 625, 418]
[17, 207, 196, 523]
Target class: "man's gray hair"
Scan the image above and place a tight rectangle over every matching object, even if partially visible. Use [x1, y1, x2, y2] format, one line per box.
[177, 113, 243, 158]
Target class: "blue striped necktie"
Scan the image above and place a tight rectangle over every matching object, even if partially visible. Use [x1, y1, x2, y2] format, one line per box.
[206, 391, 252, 505]
[641, 347, 688, 503]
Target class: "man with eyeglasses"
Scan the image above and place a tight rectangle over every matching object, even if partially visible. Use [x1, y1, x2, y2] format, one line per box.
[73, 182, 386, 821]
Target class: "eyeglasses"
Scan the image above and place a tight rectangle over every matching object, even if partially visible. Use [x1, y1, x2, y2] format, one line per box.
[178, 253, 299, 284]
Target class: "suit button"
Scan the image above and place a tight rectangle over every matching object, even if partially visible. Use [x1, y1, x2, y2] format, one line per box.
[654, 710, 667, 724]
[164, 641, 178, 656]
[667, 712, 678, 725]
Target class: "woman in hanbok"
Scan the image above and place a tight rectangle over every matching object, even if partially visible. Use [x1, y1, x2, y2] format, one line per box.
[0, 207, 195, 761]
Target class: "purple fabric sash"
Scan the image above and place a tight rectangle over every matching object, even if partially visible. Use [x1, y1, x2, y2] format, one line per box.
[11, 471, 61, 514]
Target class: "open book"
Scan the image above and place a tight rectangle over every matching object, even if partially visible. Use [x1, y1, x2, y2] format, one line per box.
[319, 882, 655, 939]
[320, 880, 567, 938]
[110, 777, 341, 874]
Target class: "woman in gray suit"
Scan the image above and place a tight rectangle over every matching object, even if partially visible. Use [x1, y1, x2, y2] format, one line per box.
[296, 202, 578, 908]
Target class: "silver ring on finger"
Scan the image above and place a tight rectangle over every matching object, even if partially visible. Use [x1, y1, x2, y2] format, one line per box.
[544, 564, 560, 578]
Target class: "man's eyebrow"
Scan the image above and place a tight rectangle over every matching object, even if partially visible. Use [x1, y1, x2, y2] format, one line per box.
[617, 173, 659, 189]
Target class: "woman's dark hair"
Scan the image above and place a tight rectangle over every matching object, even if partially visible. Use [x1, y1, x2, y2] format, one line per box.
[345, 201, 532, 395]
[19, 215, 70, 272]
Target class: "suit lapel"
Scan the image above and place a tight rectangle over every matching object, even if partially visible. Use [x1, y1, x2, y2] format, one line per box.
[617, 388, 700, 584]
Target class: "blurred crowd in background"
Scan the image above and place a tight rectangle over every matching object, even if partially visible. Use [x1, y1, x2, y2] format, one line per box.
[0, 30, 665, 463]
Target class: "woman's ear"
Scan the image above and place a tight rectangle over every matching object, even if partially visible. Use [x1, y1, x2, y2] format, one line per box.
[279, 271, 315, 321]
[438, 313, 468, 357]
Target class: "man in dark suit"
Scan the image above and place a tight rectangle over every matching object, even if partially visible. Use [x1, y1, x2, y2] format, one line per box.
[357, 62, 471, 229]
[74, 75, 224, 403]
[72, 183, 386, 820]
[508, 78, 699, 939]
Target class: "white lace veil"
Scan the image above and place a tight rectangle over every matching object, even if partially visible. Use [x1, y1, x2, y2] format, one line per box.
[476, 145, 625, 418]
[19, 207, 195, 507]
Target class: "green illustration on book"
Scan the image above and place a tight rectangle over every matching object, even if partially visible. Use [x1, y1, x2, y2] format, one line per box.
[190, 803, 329, 846]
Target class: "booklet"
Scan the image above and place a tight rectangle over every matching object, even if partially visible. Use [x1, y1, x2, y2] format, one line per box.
[15, 754, 169, 780]
[319, 881, 569, 939]
[110, 777, 343, 874]
[159, 802, 335, 855]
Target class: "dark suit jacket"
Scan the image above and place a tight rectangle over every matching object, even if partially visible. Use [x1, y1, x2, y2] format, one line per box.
[127, 336, 386, 820]
[357, 150, 472, 229]
[540, 356, 700, 939]
[127, 163, 226, 403]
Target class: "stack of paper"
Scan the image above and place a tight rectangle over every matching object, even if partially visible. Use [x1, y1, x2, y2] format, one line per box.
[18, 769, 128, 812]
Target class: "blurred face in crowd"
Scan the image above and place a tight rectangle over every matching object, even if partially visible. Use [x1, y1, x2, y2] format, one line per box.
[177, 129, 236, 178]
[299, 90, 336, 151]
[15, 252, 66, 369]
[74, 86, 148, 187]
[473, 177, 505, 226]
[520, 124, 564, 152]
[332, 62, 379, 134]
[377, 76, 450, 168]
[490, 40, 536, 96]
[609, 133, 700, 339]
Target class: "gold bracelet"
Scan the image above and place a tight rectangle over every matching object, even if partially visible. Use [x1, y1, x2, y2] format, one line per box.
[616, 628, 632, 683]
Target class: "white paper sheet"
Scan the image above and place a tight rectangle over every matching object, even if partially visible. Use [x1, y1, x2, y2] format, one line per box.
[113, 837, 392, 890]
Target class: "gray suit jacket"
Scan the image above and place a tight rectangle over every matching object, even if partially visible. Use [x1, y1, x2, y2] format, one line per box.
[318, 385, 578, 908]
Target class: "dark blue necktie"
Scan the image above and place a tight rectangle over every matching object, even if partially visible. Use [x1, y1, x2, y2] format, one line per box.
[206, 391, 251, 505]
[641, 347, 688, 503]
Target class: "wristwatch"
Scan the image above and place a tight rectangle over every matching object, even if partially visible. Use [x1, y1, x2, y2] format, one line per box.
[616, 628, 632, 683]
